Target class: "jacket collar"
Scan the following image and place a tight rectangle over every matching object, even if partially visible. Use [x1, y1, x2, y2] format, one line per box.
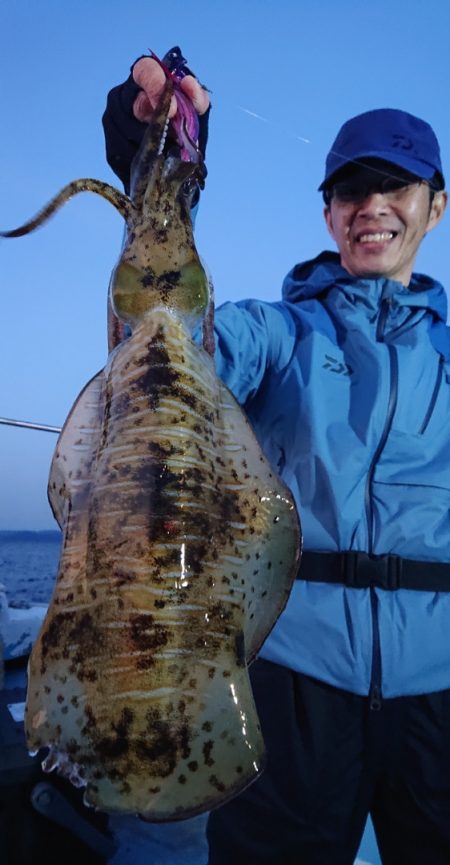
[281, 250, 450, 360]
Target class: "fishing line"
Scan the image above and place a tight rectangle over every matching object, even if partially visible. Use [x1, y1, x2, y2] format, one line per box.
[127, 48, 432, 186]
[237, 105, 311, 144]
[236, 105, 428, 184]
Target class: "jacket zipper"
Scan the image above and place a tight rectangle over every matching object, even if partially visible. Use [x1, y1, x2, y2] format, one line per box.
[418, 355, 443, 434]
[364, 299, 399, 710]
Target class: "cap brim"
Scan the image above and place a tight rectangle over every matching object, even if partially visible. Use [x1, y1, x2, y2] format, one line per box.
[318, 150, 443, 191]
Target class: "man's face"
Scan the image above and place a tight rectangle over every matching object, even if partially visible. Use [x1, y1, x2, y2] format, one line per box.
[324, 165, 447, 286]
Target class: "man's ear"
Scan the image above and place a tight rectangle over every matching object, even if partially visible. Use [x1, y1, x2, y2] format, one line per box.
[426, 190, 448, 234]
[323, 205, 336, 240]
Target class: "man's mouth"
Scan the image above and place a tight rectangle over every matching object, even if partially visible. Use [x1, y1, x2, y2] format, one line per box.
[355, 230, 398, 244]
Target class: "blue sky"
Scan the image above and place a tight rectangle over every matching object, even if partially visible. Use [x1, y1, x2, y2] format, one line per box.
[1, 0, 449, 535]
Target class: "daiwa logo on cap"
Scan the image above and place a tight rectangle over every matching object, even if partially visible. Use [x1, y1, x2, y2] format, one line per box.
[391, 134, 414, 151]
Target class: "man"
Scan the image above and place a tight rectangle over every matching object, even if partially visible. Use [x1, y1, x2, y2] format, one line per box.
[102, 51, 450, 864]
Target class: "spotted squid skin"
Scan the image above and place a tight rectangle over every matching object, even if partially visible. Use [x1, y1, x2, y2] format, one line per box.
[26, 309, 299, 819]
[3, 77, 301, 819]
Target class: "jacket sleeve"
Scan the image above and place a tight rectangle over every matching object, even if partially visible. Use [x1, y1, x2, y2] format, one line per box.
[210, 299, 298, 405]
[102, 67, 146, 193]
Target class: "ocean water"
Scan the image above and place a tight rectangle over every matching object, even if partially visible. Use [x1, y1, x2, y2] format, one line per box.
[0, 530, 60, 604]
[1, 531, 380, 865]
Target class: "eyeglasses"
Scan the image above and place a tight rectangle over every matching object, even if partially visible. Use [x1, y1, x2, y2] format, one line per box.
[328, 176, 424, 205]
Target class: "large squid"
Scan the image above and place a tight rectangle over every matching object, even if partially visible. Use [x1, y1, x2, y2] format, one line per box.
[1, 73, 301, 820]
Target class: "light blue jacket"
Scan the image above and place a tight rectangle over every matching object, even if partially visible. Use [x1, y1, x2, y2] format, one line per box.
[212, 251, 450, 699]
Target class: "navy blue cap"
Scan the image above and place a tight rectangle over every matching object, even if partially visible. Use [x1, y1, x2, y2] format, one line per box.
[319, 108, 445, 191]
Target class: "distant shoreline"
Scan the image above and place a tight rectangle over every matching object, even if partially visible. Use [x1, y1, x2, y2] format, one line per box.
[0, 530, 61, 542]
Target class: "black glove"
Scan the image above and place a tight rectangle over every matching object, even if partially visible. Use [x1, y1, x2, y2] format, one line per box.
[102, 48, 210, 194]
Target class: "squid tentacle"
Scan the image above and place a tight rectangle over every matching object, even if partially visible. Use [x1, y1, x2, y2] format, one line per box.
[0, 179, 134, 238]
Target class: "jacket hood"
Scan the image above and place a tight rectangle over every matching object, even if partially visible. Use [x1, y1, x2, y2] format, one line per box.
[282, 250, 450, 360]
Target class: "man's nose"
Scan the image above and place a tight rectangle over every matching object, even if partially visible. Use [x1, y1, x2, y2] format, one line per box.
[356, 192, 391, 217]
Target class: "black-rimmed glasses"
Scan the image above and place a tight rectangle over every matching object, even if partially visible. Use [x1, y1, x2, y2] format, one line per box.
[326, 173, 424, 206]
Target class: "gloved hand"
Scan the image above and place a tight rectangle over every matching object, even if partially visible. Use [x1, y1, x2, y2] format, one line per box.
[102, 48, 210, 192]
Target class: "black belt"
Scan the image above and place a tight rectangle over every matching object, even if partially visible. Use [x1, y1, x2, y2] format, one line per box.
[297, 551, 450, 592]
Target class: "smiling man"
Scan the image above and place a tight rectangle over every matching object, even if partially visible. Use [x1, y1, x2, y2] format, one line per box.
[321, 109, 447, 285]
[102, 58, 450, 865]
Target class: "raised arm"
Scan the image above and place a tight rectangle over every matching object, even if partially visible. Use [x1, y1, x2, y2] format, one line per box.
[102, 47, 210, 192]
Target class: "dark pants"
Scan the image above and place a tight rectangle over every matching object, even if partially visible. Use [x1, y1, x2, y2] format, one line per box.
[207, 659, 450, 865]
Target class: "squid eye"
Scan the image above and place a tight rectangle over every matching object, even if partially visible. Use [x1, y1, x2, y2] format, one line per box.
[182, 178, 197, 197]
